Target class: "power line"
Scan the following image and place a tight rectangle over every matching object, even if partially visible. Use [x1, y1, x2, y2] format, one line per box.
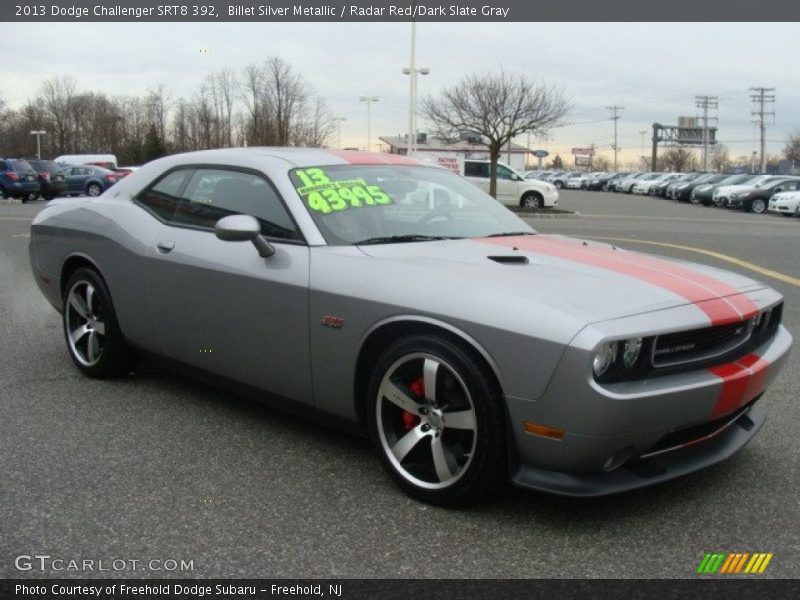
[605, 105, 624, 171]
[750, 87, 775, 174]
[695, 95, 718, 171]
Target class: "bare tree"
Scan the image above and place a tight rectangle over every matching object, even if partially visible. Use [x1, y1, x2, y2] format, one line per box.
[660, 147, 698, 172]
[592, 156, 611, 171]
[421, 70, 570, 197]
[710, 143, 731, 172]
[40, 76, 77, 153]
[784, 131, 800, 162]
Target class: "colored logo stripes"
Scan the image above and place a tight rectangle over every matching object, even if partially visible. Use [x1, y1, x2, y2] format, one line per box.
[697, 552, 773, 574]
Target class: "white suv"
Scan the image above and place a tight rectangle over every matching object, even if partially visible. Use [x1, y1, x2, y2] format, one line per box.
[463, 160, 559, 208]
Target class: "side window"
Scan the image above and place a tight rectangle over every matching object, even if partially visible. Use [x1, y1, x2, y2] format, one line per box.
[496, 165, 514, 180]
[174, 168, 300, 240]
[136, 169, 193, 222]
[464, 162, 489, 178]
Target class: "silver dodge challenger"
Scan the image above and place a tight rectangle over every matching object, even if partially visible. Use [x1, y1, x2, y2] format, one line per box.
[29, 148, 792, 505]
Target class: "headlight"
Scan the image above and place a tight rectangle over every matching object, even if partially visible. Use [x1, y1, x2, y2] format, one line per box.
[622, 338, 643, 369]
[592, 342, 618, 377]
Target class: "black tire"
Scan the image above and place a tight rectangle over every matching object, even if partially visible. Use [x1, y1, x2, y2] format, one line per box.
[43, 193, 57, 201]
[0, 186, 8, 199]
[749, 198, 767, 214]
[86, 182, 103, 197]
[62, 267, 136, 378]
[553, 180, 564, 189]
[521, 192, 543, 209]
[366, 334, 507, 506]
[781, 213, 795, 217]
[689, 195, 701, 205]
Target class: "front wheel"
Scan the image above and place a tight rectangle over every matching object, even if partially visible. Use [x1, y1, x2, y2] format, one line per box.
[554, 181, 564, 189]
[521, 192, 543, 209]
[63, 268, 136, 378]
[750, 198, 767, 214]
[86, 183, 103, 197]
[367, 335, 507, 505]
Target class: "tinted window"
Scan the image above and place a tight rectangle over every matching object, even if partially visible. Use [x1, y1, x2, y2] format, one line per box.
[496, 165, 514, 180]
[137, 169, 193, 222]
[172, 168, 300, 240]
[464, 162, 489, 177]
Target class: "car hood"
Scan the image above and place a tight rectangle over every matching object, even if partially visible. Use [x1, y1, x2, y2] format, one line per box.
[716, 184, 756, 195]
[356, 235, 765, 326]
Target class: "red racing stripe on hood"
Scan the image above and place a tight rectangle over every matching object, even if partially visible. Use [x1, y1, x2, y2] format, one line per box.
[708, 354, 769, 418]
[478, 235, 758, 326]
[324, 149, 418, 165]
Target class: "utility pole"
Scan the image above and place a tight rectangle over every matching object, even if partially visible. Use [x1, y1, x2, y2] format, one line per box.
[606, 106, 624, 171]
[30, 130, 46, 159]
[695, 95, 718, 171]
[749, 87, 775, 174]
[407, 18, 416, 157]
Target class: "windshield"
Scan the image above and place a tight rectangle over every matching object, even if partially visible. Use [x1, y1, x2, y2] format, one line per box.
[289, 165, 534, 245]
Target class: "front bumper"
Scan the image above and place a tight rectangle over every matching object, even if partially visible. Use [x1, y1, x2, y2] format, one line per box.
[506, 320, 791, 496]
[513, 399, 765, 496]
[542, 189, 559, 207]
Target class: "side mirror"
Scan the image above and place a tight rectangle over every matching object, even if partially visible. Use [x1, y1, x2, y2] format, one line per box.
[511, 173, 522, 181]
[215, 214, 275, 257]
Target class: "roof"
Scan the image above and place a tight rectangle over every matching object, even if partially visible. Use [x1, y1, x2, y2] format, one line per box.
[380, 135, 530, 153]
[141, 147, 425, 169]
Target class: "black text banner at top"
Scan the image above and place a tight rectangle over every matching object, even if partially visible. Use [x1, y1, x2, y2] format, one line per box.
[4, 0, 800, 21]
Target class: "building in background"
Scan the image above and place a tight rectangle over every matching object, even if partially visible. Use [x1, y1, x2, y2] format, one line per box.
[379, 135, 530, 171]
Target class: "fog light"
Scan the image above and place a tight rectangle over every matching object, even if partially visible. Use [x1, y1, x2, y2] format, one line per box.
[622, 338, 643, 369]
[593, 341, 618, 377]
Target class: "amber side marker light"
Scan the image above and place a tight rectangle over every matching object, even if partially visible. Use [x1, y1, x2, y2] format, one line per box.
[524, 422, 565, 440]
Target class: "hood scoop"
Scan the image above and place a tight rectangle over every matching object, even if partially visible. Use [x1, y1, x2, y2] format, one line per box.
[488, 255, 529, 265]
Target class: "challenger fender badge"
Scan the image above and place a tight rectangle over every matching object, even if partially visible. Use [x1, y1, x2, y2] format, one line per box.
[321, 315, 345, 329]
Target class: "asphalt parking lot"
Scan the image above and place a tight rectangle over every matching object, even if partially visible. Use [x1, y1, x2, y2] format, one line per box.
[2, 191, 799, 579]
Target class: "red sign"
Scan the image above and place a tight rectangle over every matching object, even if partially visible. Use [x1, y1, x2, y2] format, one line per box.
[571, 147, 595, 156]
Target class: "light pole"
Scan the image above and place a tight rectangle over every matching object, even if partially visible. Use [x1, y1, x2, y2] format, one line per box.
[402, 66, 430, 156]
[332, 117, 346, 148]
[639, 129, 647, 169]
[359, 96, 379, 152]
[30, 130, 46, 159]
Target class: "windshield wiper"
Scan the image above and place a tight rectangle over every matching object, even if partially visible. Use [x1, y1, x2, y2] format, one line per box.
[354, 234, 459, 245]
[485, 231, 536, 238]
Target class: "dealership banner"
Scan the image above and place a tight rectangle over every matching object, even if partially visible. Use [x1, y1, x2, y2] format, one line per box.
[4, 0, 800, 21]
[2, 579, 800, 600]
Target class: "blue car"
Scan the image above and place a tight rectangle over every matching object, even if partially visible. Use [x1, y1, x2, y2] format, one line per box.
[0, 158, 41, 202]
[61, 164, 121, 197]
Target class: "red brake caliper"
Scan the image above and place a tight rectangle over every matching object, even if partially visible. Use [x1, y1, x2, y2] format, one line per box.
[401, 377, 424, 432]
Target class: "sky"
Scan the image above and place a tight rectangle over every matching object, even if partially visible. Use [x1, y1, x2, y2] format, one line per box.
[1, 21, 798, 166]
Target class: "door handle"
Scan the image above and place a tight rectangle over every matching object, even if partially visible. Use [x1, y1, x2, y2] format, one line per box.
[156, 240, 175, 253]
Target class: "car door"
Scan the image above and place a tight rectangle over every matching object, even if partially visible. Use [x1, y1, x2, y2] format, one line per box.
[494, 164, 519, 205]
[65, 167, 86, 193]
[141, 166, 313, 405]
[464, 161, 490, 195]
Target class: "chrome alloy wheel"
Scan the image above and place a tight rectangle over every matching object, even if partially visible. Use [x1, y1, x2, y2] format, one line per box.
[65, 280, 107, 367]
[376, 353, 477, 490]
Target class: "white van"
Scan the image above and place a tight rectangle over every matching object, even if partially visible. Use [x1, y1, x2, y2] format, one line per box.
[54, 154, 118, 170]
[463, 159, 559, 208]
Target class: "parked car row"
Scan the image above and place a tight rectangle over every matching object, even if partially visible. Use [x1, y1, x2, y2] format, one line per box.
[536, 167, 800, 216]
[0, 154, 139, 202]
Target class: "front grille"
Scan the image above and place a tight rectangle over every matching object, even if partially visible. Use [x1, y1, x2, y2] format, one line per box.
[651, 303, 782, 369]
[653, 321, 751, 367]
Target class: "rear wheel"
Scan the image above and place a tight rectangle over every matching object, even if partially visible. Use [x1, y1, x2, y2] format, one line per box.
[63, 268, 136, 378]
[521, 192, 543, 209]
[366, 335, 507, 506]
[750, 198, 767, 214]
[86, 183, 103, 197]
